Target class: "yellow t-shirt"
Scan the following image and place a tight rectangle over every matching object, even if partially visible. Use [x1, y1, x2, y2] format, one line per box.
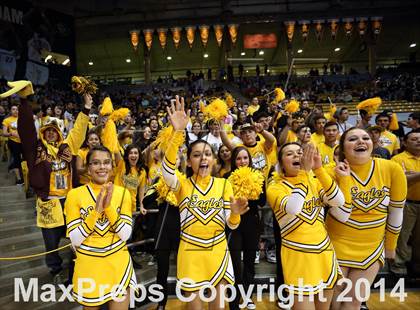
[311, 132, 325, 146]
[247, 105, 260, 116]
[239, 140, 271, 178]
[257, 133, 278, 168]
[2, 116, 20, 143]
[317, 142, 338, 169]
[391, 151, 420, 201]
[114, 161, 147, 211]
[286, 130, 298, 143]
[379, 130, 400, 154]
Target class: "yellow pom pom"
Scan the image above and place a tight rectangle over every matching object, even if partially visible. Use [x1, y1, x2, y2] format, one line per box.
[201, 98, 228, 121]
[356, 97, 382, 115]
[100, 97, 114, 116]
[155, 172, 185, 205]
[110, 108, 130, 122]
[274, 88, 285, 103]
[325, 104, 337, 121]
[101, 119, 119, 154]
[284, 99, 300, 114]
[389, 113, 399, 131]
[225, 93, 235, 108]
[228, 167, 264, 200]
[155, 126, 174, 152]
[71, 76, 97, 95]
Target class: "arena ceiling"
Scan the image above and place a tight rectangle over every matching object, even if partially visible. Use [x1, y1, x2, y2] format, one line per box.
[29, 0, 420, 80]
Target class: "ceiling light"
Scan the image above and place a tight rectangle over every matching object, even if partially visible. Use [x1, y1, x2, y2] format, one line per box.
[334, 47, 341, 52]
[126, 58, 131, 63]
[203, 53, 209, 58]
[297, 49, 303, 54]
[241, 52, 245, 56]
[259, 50, 264, 55]
[88, 61, 93, 65]
[410, 43, 416, 48]
[166, 56, 172, 60]
[62, 58, 70, 65]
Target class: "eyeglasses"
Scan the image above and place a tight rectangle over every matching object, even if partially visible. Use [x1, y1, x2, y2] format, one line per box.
[89, 160, 112, 167]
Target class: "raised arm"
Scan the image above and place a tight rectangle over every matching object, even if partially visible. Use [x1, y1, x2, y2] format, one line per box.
[219, 120, 236, 151]
[162, 96, 189, 190]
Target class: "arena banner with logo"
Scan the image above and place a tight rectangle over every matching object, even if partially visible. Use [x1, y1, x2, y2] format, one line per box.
[243, 33, 277, 49]
[0, 0, 75, 85]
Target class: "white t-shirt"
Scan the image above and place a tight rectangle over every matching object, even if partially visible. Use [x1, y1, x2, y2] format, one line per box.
[201, 133, 223, 153]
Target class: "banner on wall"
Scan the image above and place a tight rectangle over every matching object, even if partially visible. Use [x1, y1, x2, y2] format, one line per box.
[243, 33, 277, 49]
[0, 0, 74, 85]
[0, 49, 17, 80]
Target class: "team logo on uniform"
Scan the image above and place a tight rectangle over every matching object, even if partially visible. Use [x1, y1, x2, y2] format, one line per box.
[351, 186, 389, 212]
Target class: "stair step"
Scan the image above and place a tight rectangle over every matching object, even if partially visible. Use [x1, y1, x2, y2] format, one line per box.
[0, 217, 37, 230]
[0, 224, 39, 239]
[0, 199, 35, 212]
[0, 210, 36, 223]
[0, 231, 44, 253]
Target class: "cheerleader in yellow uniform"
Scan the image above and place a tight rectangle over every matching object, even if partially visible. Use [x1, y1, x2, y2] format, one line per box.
[65, 145, 137, 309]
[267, 142, 351, 310]
[162, 96, 248, 310]
[327, 128, 407, 310]
[114, 144, 147, 213]
[76, 130, 101, 185]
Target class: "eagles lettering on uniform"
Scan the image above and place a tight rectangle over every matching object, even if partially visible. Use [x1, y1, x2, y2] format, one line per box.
[267, 167, 348, 295]
[65, 184, 137, 307]
[326, 158, 407, 269]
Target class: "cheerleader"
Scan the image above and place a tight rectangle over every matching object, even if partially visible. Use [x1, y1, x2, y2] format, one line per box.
[162, 96, 249, 310]
[327, 128, 407, 310]
[65, 145, 137, 309]
[114, 144, 148, 213]
[76, 130, 101, 185]
[224, 146, 265, 310]
[266, 142, 350, 310]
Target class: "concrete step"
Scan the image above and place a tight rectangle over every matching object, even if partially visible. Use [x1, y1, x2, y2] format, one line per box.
[0, 231, 44, 253]
[0, 216, 37, 229]
[0, 199, 35, 212]
[0, 209, 36, 224]
[0, 186, 26, 201]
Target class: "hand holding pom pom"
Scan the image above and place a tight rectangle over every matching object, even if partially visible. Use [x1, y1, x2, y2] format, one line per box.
[230, 196, 249, 215]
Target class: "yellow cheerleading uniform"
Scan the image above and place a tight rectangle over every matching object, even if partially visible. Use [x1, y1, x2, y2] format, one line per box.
[379, 130, 400, 154]
[326, 158, 407, 269]
[148, 161, 162, 185]
[267, 168, 348, 295]
[317, 142, 338, 169]
[3, 116, 20, 143]
[114, 160, 147, 212]
[65, 183, 137, 307]
[162, 132, 240, 292]
[311, 132, 325, 146]
[77, 148, 90, 185]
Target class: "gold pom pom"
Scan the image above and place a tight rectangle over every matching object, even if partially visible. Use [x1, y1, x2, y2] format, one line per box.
[228, 166, 264, 200]
[155, 172, 186, 205]
[155, 125, 174, 152]
[284, 99, 300, 114]
[100, 97, 114, 116]
[71, 76, 97, 95]
[110, 108, 130, 122]
[225, 93, 235, 108]
[325, 104, 337, 121]
[274, 88, 285, 103]
[389, 113, 399, 131]
[201, 98, 228, 121]
[356, 97, 382, 115]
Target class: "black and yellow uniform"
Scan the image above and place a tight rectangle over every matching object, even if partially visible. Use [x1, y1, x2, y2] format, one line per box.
[326, 158, 407, 269]
[267, 168, 348, 295]
[65, 183, 137, 307]
[162, 132, 240, 291]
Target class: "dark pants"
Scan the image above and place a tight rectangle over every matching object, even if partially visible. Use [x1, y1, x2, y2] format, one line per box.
[273, 216, 286, 297]
[7, 139, 23, 179]
[41, 198, 74, 281]
[155, 204, 180, 306]
[228, 211, 260, 310]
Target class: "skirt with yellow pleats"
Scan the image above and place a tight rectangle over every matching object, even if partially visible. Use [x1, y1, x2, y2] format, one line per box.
[281, 243, 342, 295]
[176, 237, 235, 292]
[72, 247, 137, 306]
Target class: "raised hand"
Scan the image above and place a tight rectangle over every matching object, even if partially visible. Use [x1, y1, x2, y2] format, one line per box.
[335, 159, 351, 177]
[301, 143, 315, 171]
[167, 95, 190, 132]
[312, 146, 322, 170]
[82, 93, 93, 110]
[230, 196, 249, 215]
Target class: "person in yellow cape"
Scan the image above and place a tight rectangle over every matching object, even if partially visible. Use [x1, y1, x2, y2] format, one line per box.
[65, 145, 137, 309]
[161, 96, 249, 310]
[0, 80, 92, 284]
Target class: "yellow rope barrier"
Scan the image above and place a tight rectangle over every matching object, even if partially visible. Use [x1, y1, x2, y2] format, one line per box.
[0, 243, 72, 261]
